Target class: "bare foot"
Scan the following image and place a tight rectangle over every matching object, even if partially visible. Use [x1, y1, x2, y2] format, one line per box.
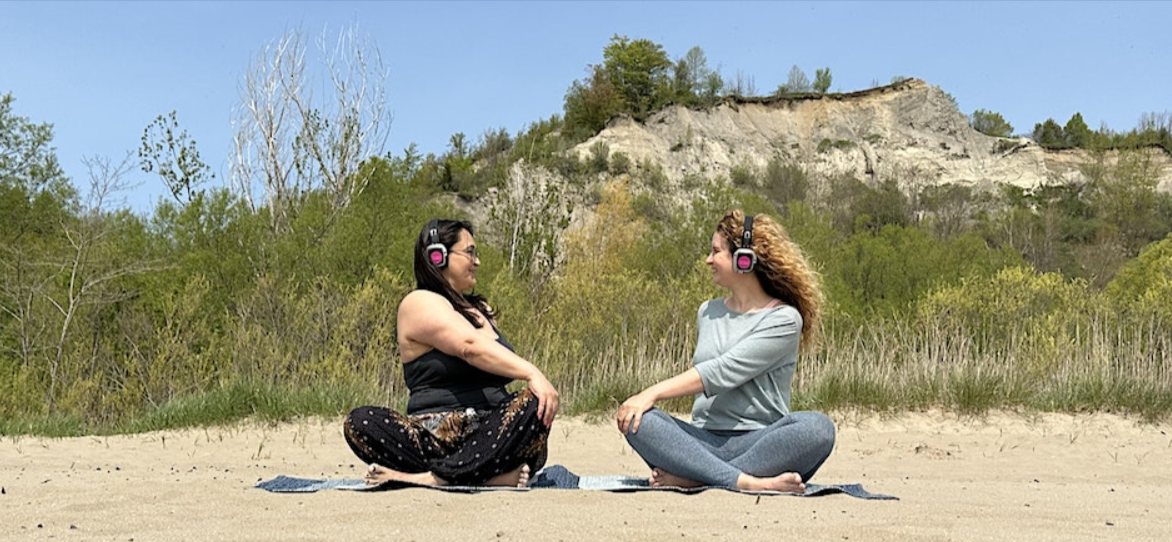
[485, 463, 531, 488]
[649, 467, 703, 488]
[364, 463, 446, 487]
[736, 471, 806, 494]
[517, 464, 531, 487]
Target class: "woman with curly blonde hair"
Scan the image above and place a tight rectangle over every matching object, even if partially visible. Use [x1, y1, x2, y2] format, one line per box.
[616, 209, 835, 493]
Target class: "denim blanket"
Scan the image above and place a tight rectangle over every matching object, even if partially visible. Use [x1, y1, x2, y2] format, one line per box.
[255, 464, 897, 500]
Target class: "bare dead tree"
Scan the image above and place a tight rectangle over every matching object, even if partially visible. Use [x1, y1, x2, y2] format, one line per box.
[487, 162, 574, 295]
[295, 24, 392, 210]
[231, 24, 392, 234]
[1137, 111, 1170, 133]
[731, 70, 756, 98]
[36, 154, 168, 408]
[0, 242, 55, 369]
[231, 30, 305, 234]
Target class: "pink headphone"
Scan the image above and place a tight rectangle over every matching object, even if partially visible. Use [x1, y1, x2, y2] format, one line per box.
[424, 219, 448, 269]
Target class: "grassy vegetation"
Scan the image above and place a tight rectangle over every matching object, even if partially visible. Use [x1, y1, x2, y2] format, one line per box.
[4, 100, 1172, 436]
[799, 315, 1171, 421]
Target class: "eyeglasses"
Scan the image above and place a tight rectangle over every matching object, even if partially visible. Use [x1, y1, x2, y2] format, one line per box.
[451, 246, 479, 260]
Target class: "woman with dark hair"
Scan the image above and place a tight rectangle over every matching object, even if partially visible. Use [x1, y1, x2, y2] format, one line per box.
[343, 218, 559, 487]
[616, 209, 835, 493]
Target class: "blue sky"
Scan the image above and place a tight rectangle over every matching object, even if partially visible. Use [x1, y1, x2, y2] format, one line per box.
[2, 1, 1169, 214]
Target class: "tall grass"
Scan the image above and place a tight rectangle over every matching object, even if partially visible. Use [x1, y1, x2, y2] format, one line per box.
[2, 271, 1168, 435]
[3, 187, 1170, 435]
[798, 313, 1171, 421]
[543, 321, 698, 417]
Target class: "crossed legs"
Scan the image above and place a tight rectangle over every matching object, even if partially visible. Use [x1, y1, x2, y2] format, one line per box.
[624, 409, 836, 492]
[344, 389, 549, 487]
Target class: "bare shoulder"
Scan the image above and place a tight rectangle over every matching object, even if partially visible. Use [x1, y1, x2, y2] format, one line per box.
[399, 289, 449, 311]
[398, 290, 454, 325]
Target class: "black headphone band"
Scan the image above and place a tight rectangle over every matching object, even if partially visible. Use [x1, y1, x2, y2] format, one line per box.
[741, 215, 754, 249]
[733, 215, 758, 274]
[427, 218, 440, 244]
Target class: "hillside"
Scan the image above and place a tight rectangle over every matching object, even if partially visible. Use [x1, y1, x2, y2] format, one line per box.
[571, 78, 1172, 195]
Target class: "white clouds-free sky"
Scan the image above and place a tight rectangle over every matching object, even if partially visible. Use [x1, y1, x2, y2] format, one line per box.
[2, 0, 1169, 214]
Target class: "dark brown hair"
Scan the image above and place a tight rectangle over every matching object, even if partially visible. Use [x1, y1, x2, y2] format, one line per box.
[413, 218, 494, 328]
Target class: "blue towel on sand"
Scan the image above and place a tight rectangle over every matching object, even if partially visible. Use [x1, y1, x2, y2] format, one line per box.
[255, 465, 897, 500]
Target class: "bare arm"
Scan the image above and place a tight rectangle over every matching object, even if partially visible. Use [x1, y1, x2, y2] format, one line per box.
[615, 368, 705, 435]
[399, 290, 559, 425]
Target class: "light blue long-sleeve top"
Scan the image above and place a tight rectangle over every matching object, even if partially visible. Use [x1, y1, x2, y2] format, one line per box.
[691, 298, 802, 431]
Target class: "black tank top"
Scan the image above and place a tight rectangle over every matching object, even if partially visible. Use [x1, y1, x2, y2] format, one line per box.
[402, 326, 515, 415]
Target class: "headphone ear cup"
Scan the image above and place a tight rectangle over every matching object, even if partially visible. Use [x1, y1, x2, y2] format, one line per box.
[426, 243, 448, 268]
[733, 248, 756, 273]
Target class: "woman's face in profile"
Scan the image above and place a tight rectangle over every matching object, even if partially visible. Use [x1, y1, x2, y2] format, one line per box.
[442, 229, 480, 292]
[705, 231, 733, 288]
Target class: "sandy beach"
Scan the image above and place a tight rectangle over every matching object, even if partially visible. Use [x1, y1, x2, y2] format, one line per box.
[2, 410, 1169, 542]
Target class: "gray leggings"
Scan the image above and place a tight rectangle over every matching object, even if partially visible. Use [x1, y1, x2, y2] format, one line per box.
[623, 409, 836, 487]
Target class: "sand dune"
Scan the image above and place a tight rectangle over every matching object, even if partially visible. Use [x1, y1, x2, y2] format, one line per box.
[2, 410, 1168, 541]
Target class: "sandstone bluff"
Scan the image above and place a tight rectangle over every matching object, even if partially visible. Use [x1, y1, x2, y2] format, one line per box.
[573, 78, 1172, 194]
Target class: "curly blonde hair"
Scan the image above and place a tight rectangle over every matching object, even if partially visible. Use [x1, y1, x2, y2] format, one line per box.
[717, 209, 823, 351]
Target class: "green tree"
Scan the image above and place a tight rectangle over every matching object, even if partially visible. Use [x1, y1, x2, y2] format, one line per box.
[681, 47, 709, 89]
[1032, 119, 1067, 148]
[672, 46, 719, 106]
[700, 69, 724, 103]
[563, 64, 623, 141]
[761, 158, 809, 207]
[437, 132, 480, 196]
[1135, 111, 1172, 152]
[829, 224, 1021, 317]
[314, 155, 446, 286]
[980, 184, 1097, 275]
[1064, 112, 1092, 148]
[0, 93, 71, 201]
[777, 64, 812, 94]
[563, 35, 675, 140]
[818, 174, 869, 234]
[139, 110, 215, 205]
[0, 93, 76, 382]
[1105, 233, 1172, 325]
[813, 67, 832, 94]
[917, 183, 979, 239]
[1089, 148, 1170, 256]
[3, 144, 163, 417]
[672, 58, 692, 104]
[148, 187, 262, 309]
[675, 45, 698, 104]
[852, 178, 911, 235]
[600, 35, 673, 119]
[970, 109, 1014, 138]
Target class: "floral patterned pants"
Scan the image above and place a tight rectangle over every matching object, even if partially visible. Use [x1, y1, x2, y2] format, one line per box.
[343, 389, 549, 486]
